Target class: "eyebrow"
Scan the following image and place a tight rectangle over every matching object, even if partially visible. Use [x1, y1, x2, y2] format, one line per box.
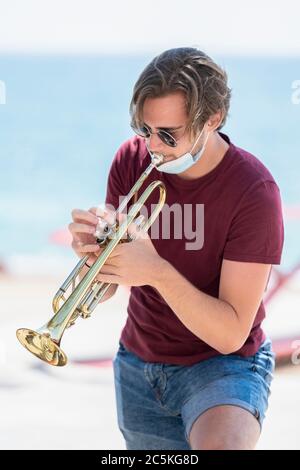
[144, 123, 183, 132]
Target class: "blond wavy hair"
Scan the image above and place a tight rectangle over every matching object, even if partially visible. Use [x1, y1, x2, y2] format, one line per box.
[130, 47, 231, 138]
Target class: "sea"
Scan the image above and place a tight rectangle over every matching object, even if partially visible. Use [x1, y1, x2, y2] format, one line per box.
[0, 54, 299, 275]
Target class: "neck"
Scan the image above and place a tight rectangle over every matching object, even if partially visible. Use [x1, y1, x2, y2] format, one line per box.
[177, 131, 229, 180]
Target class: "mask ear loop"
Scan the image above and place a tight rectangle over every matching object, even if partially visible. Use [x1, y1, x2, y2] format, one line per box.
[190, 124, 207, 155]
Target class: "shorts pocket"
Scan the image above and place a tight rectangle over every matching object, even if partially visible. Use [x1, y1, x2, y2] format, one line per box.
[251, 342, 275, 385]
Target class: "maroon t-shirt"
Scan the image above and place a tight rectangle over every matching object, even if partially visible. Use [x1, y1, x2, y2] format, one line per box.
[105, 132, 284, 365]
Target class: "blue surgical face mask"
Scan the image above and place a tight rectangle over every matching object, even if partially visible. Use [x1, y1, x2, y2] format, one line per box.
[149, 125, 210, 174]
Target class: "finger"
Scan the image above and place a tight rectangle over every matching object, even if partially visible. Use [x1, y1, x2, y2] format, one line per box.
[96, 272, 122, 284]
[86, 254, 97, 265]
[72, 241, 101, 253]
[69, 222, 97, 235]
[127, 223, 142, 240]
[101, 257, 121, 268]
[105, 244, 123, 258]
[81, 245, 102, 253]
[71, 209, 99, 225]
[89, 206, 116, 225]
[99, 265, 118, 275]
[84, 253, 105, 266]
[72, 232, 95, 243]
[117, 212, 128, 223]
[89, 206, 105, 217]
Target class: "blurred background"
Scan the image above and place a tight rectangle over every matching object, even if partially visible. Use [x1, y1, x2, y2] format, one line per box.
[0, 0, 299, 450]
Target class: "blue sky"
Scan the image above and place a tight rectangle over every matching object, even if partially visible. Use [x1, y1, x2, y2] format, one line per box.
[0, 0, 299, 56]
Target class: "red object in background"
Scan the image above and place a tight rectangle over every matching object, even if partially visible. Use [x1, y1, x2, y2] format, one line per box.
[49, 228, 72, 246]
[72, 358, 113, 368]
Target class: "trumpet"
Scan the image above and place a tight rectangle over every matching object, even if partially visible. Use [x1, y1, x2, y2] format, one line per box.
[16, 154, 166, 366]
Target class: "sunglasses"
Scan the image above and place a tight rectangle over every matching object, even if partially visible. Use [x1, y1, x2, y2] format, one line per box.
[131, 123, 183, 148]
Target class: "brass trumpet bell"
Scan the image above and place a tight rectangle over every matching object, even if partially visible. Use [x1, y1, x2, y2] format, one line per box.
[16, 328, 67, 366]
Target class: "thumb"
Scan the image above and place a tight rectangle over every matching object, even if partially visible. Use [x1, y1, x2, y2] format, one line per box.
[89, 206, 116, 225]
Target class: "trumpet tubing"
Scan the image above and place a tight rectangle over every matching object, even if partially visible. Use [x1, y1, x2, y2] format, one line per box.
[16, 160, 166, 367]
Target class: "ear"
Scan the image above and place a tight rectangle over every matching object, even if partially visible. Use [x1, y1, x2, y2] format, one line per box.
[208, 110, 224, 131]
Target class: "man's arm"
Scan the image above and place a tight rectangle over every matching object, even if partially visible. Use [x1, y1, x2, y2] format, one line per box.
[151, 258, 272, 354]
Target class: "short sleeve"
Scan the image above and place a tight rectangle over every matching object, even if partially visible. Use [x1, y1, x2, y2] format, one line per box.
[223, 181, 284, 264]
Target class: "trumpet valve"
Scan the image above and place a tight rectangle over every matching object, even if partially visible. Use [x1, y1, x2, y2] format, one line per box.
[80, 311, 91, 319]
[77, 304, 91, 319]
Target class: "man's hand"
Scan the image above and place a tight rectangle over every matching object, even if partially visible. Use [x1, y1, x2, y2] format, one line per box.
[69, 206, 115, 265]
[96, 225, 165, 287]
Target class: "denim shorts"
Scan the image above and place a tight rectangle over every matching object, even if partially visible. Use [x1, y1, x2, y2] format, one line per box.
[112, 337, 275, 450]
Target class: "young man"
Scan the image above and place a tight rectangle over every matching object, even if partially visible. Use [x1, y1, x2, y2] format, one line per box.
[69, 47, 284, 450]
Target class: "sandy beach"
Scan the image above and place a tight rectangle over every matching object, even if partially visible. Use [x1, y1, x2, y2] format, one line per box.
[0, 271, 299, 450]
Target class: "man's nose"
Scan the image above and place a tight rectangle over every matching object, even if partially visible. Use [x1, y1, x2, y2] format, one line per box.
[147, 133, 164, 153]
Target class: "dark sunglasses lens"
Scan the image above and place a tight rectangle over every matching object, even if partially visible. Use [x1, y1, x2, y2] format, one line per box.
[131, 125, 150, 137]
[159, 131, 176, 147]
[141, 126, 151, 137]
[132, 124, 177, 147]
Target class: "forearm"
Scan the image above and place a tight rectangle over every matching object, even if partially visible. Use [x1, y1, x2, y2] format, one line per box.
[151, 260, 242, 354]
